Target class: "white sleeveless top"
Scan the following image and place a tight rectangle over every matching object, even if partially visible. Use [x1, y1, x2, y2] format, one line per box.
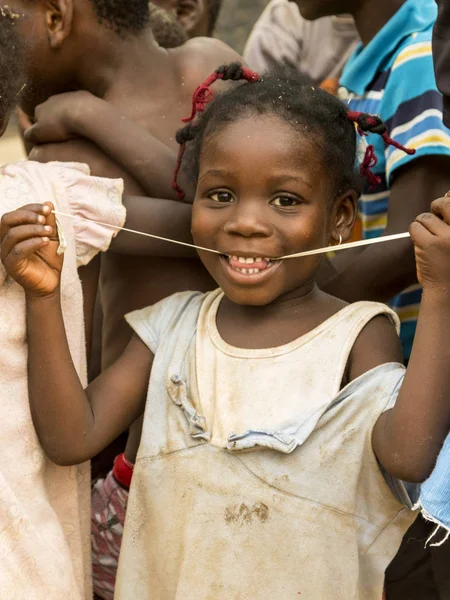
[118, 289, 416, 600]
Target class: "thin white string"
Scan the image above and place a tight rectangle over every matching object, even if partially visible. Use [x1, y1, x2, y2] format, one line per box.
[279, 232, 411, 259]
[52, 210, 411, 260]
[52, 210, 222, 255]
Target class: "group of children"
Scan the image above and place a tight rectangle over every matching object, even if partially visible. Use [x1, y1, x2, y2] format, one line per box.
[1, 0, 450, 599]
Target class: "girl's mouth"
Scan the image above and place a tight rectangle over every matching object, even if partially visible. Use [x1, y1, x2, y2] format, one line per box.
[225, 255, 274, 274]
[219, 254, 281, 280]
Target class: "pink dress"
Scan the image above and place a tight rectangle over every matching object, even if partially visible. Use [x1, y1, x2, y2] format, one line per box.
[0, 161, 125, 600]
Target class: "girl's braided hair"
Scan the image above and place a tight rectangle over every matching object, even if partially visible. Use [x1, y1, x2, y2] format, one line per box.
[172, 63, 415, 202]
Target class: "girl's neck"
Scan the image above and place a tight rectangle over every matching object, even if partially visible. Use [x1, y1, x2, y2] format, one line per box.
[352, 0, 406, 46]
[217, 284, 348, 350]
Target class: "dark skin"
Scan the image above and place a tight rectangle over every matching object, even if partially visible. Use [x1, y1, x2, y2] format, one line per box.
[7, 0, 240, 463]
[2, 114, 450, 485]
[290, 0, 450, 301]
[8, 0, 240, 360]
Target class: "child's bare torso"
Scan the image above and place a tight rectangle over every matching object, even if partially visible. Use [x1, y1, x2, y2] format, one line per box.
[99, 89, 215, 368]
[33, 40, 238, 369]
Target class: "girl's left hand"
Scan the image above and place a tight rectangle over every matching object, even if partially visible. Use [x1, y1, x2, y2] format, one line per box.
[410, 195, 450, 295]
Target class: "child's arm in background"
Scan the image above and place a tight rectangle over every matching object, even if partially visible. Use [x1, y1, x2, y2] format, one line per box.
[0, 203, 152, 465]
[371, 196, 450, 483]
[24, 92, 195, 202]
[110, 195, 195, 257]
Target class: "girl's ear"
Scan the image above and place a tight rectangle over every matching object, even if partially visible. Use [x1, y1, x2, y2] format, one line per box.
[330, 188, 358, 245]
[45, 0, 73, 49]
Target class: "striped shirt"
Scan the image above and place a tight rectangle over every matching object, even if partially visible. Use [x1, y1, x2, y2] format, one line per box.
[339, 0, 450, 359]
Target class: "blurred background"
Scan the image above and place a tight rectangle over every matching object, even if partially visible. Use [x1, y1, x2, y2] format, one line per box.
[215, 0, 269, 54]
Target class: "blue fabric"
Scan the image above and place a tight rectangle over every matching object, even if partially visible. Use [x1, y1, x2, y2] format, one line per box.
[339, 0, 450, 359]
[418, 432, 450, 536]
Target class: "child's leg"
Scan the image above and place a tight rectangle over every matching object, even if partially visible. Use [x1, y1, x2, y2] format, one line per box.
[91, 454, 133, 600]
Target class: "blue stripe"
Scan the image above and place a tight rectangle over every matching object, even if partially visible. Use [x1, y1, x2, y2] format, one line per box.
[390, 288, 422, 308]
[382, 55, 442, 122]
[384, 90, 444, 132]
[398, 321, 417, 359]
[386, 114, 450, 156]
[363, 229, 384, 240]
[359, 198, 389, 216]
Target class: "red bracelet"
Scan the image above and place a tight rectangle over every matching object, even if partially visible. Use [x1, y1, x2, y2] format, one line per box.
[112, 453, 134, 489]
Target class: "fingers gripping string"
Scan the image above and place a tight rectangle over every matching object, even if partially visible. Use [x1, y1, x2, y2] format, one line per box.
[172, 63, 260, 200]
[347, 111, 416, 188]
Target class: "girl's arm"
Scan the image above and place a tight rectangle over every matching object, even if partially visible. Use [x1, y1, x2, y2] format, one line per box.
[371, 197, 450, 483]
[24, 92, 194, 201]
[110, 195, 196, 257]
[1, 203, 152, 465]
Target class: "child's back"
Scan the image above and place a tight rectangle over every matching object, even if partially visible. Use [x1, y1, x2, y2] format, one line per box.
[18, 0, 241, 367]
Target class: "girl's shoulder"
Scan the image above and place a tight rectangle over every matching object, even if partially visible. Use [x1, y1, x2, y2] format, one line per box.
[125, 290, 219, 355]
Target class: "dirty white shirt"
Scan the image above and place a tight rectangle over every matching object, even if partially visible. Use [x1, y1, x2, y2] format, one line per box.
[244, 0, 359, 83]
[0, 161, 125, 600]
[117, 289, 416, 600]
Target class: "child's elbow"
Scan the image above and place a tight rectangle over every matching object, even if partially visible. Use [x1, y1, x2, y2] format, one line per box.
[386, 462, 433, 485]
[40, 439, 91, 467]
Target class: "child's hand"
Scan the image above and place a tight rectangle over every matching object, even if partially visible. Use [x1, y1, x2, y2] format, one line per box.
[23, 91, 95, 145]
[0, 202, 63, 298]
[410, 195, 450, 295]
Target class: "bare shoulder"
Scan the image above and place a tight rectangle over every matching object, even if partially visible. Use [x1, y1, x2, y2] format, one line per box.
[174, 37, 245, 92]
[348, 312, 403, 382]
[30, 139, 145, 195]
[181, 36, 243, 66]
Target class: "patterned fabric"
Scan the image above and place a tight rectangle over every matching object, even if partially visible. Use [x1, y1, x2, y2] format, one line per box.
[0, 161, 124, 599]
[92, 471, 129, 600]
[339, 0, 450, 358]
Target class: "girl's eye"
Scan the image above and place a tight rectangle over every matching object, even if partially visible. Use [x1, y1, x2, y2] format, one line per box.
[271, 196, 300, 208]
[209, 191, 234, 203]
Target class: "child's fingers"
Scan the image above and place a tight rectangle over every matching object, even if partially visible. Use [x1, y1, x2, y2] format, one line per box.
[1, 224, 54, 259]
[2, 237, 50, 268]
[413, 212, 448, 236]
[409, 219, 435, 246]
[430, 196, 450, 224]
[42, 202, 57, 232]
[0, 205, 49, 238]
[23, 123, 38, 143]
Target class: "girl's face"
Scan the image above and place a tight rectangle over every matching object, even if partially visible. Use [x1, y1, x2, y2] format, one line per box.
[191, 114, 356, 307]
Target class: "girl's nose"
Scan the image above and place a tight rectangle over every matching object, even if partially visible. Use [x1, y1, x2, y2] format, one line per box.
[223, 205, 273, 238]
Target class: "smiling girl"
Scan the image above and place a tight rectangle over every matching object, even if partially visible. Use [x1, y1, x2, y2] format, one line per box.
[3, 66, 450, 600]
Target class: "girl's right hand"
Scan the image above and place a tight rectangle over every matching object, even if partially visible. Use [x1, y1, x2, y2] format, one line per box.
[0, 202, 63, 298]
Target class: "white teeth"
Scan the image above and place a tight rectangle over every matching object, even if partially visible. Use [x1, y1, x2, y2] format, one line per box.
[231, 255, 238, 261]
[238, 257, 246, 264]
[246, 257, 255, 264]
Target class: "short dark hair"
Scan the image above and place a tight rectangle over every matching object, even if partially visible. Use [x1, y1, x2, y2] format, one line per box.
[177, 66, 362, 199]
[0, 11, 25, 118]
[91, 0, 150, 35]
[208, 0, 223, 35]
